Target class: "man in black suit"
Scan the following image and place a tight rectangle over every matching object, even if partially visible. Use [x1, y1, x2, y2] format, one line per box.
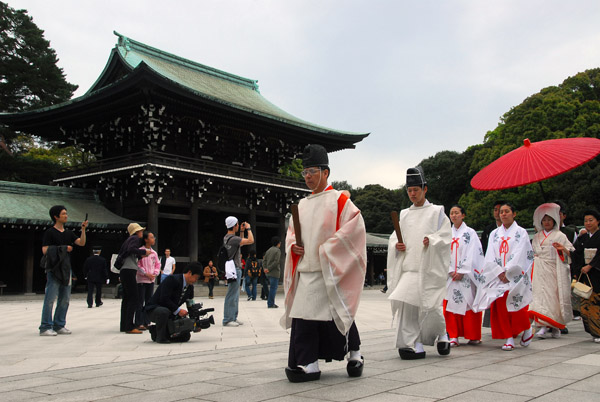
[83, 247, 109, 308]
[145, 262, 203, 343]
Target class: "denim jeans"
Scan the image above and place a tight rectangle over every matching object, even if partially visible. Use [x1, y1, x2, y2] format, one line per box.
[268, 276, 279, 307]
[244, 274, 252, 295]
[39, 271, 71, 332]
[246, 276, 258, 300]
[223, 268, 242, 324]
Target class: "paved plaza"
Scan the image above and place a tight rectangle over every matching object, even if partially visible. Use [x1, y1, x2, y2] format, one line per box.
[1, 288, 599, 401]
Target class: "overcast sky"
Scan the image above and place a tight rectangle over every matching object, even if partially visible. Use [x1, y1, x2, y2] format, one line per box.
[8, 0, 600, 188]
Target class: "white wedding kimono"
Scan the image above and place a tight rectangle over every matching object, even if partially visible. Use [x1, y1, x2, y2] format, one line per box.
[445, 223, 485, 315]
[529, 204, 574, 328]
[387, 201, 451, 348]
[473, 222, 534, 312]
[280, 186, 367, 335]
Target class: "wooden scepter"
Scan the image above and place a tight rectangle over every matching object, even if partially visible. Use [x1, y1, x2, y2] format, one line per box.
[291, 204, 303, 247]
[390, 211, 403, 244]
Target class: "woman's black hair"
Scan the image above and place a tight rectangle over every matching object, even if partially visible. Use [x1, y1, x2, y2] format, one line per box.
[142, 231, 153, 244]
[450, 204, 466, 215]
[583, 209, 600, 222]
[500, 202, 516, 213]
[541, 214, 556, 228]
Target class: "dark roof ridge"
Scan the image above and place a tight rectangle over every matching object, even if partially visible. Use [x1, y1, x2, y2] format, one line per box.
[0, 180, 96, 201]
[114, 31, 260, 92]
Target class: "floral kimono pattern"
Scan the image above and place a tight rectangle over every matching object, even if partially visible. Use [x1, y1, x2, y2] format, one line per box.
[473, 222, 534, 313]
[445, 223, 485, 315]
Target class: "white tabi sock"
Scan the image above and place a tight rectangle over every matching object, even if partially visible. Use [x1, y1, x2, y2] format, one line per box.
[439, 333, 449, 342]
[348, 350, 362, 362]
[414, 342, 425, 353]
[298, 360, 319, 373]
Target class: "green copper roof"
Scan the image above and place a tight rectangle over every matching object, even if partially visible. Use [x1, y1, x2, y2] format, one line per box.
[109, 32, 366, 137]
[0, 181, 131, 228]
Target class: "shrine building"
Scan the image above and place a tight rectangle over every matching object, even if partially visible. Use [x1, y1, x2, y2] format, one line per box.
[0, 32, 369, 291]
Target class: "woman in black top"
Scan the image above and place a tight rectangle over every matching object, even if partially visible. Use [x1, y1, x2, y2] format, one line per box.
[571, 209, 600, 342]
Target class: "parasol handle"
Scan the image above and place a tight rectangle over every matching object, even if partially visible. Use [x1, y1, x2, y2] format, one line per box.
[390, 211, 403, 244]
[291, 204, 303, 247]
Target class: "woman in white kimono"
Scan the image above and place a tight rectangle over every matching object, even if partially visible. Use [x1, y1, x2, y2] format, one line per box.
[444, 205, 485, 347]
[473, 202, 534, 351]
[529, 203, 574, 338]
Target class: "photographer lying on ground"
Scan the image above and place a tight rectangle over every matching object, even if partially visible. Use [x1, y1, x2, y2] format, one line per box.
[145, 262, 214, 343]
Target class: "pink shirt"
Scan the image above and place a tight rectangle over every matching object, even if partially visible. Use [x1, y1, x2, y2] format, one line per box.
[137, 247, 161, 283]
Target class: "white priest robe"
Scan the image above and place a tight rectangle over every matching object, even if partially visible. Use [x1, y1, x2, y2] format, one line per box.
[473, 222, 534, 313]
[387, 201, 451, 348]
[446, 223, 485, 315]
[280, 187, 367, 335]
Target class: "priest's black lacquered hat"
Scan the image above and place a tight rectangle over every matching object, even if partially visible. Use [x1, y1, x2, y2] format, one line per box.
[302, 144, 329, 168]
[406, 166, 426, 187]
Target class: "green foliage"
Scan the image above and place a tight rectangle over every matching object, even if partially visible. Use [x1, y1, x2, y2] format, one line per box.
[0, 151, 60, 184]
[0, 1, 78, 118]
[331, 181, 408, 233]
[338, 68, 600, 233]
[461, 68, 600, 229]
[279, 158, 303, 180]
[0, 2, 88, 183]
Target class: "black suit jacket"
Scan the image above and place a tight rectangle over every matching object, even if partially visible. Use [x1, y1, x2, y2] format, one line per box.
[145, 274, 194, 313]
[83, 255, 109, 283]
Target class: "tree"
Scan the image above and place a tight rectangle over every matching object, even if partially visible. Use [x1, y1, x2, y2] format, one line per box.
[0, 2, 81, 183]
[0, 2, 77, 117]
[460, 68, 600, 229]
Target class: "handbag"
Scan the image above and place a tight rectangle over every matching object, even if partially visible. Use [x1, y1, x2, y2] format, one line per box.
[572, 272, 593, 299]
[110, 253, 124, 274]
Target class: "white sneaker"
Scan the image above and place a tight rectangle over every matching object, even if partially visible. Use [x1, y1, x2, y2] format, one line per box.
[40, 329, 57, 336]
[235, 320, 244, 325]
[224, 321, 240, 327]
[56, 327, 72, 335]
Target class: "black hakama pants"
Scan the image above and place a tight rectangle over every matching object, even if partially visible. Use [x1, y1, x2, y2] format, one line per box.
[288, 318, 360, 368]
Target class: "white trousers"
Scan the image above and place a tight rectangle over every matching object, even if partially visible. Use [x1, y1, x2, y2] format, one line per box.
[394, 301, 446, 349]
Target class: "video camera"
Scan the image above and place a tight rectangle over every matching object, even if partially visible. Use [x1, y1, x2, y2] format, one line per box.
[149, 302, 215, 343]
[188, 303, 215, 329]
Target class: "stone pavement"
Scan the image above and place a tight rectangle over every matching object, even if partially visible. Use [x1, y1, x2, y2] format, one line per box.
[1, 289, 600, 401]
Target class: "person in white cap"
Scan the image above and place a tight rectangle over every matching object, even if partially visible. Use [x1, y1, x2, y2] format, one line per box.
[222, 216, 254, 326]
[118, 223, 151, 334]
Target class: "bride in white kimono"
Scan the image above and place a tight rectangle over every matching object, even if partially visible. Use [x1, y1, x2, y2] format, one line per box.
[529, 203, 574, 338]
[473, 202, 534, 351]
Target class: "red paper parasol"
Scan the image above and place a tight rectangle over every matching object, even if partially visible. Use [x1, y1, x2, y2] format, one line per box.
[471, 137, 600, 191]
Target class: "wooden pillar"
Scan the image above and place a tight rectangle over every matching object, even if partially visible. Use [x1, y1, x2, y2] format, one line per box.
[188, 200, 199, 262]
[148, 198, 159, 249]
[24, 231, 35, 294]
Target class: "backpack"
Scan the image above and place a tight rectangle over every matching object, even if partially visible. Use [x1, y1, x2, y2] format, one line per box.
[248, 260, 259, 277]
[217, 236, 234, 274]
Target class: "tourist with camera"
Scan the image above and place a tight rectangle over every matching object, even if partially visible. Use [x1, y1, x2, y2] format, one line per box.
[222, 216, 254, 326]
[144, 262, 203, 343]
